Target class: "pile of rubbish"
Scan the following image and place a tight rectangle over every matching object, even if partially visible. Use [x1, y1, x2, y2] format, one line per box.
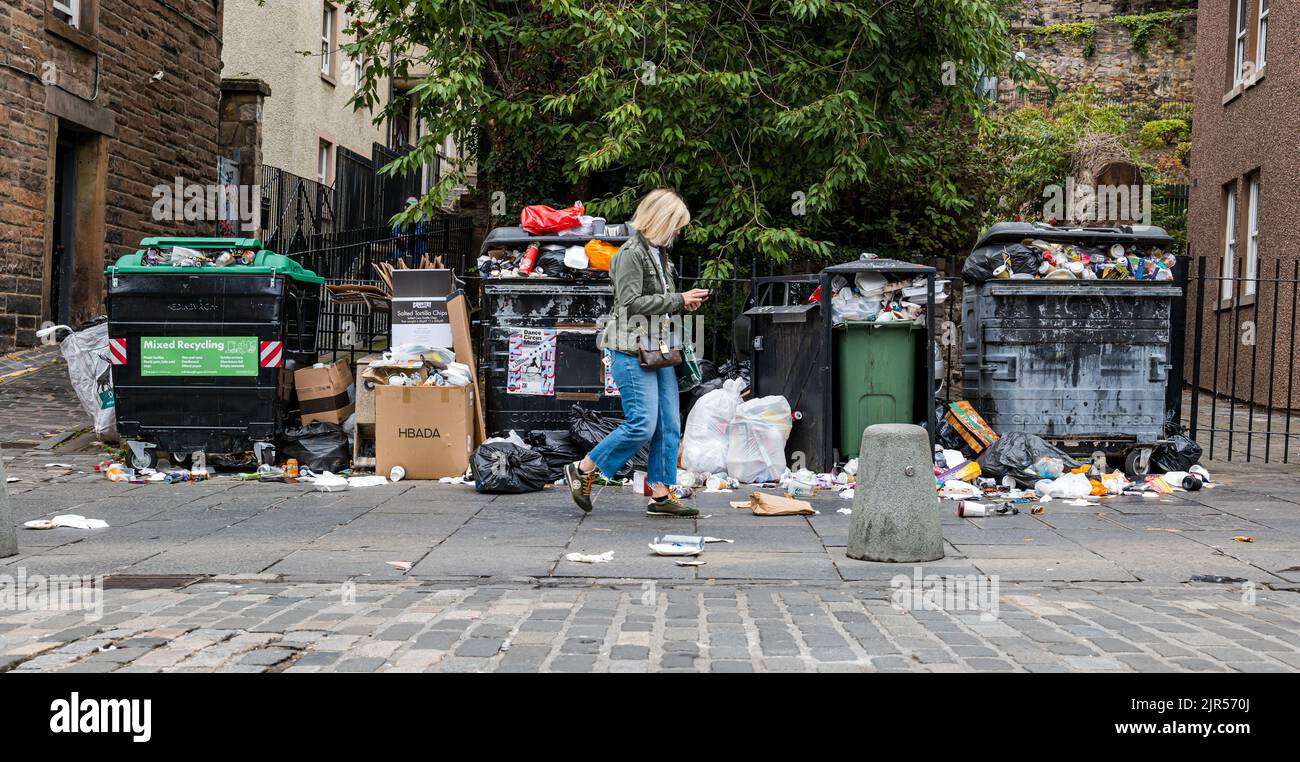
[933, 419, 1212, 517]
[964, 239, 1175, 283]
[478, 202, 624, 280]
[139, 245, 253, 268]
[359, 344, 471, 388]
[829, 254, 947, 325]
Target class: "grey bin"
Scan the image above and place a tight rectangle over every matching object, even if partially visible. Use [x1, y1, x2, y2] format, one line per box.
[961, 279, 1181, 456]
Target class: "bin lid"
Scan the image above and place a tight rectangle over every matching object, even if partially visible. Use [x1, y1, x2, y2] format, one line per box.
[823, 257, 936, 276]
[973, 222, 1173, 250]
[107, 238, 325, 284]
[744, 304, 818, 323]
[480, 225, 633, 255]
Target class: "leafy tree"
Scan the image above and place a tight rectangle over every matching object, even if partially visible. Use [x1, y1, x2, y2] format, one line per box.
[343, 0, 1041, 265]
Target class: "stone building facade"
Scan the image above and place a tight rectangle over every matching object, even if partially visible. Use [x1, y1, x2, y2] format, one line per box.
[998, 1, 1197, 109]
[0, 0, 224, 351]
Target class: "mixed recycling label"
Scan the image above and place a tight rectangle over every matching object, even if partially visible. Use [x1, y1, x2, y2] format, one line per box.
[139, 336, 258, 377]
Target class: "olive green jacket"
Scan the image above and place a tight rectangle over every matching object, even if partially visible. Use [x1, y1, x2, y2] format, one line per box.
[599, 232, 685, 354]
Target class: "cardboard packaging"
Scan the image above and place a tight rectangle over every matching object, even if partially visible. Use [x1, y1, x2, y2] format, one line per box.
[391, 269, 454, 348]
[295, 359, 355, 425]
[375, 382, 474, 480]
[945, 401, 999, 453]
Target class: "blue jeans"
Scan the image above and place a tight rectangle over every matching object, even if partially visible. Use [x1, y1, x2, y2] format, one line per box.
[588, 350, 680, 486]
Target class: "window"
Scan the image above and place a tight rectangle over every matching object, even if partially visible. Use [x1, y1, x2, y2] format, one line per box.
[321, 3, 336, 78]
[353, 32, 365, 93]
[1246, 177, 1260, 296]
[1222, 185, 1238, 300]
[52, 0, 80, 28]
[1258, 0, 1269, 69]
[1234, 0, 1249, 85]
[318, 139, 334, 185]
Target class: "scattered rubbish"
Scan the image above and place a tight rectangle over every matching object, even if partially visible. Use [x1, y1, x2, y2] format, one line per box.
[1030, 505, 1045, 515]
[438, 475, 471, 485]
[839, 487, 855, 500]
[98, 644, 118, 653]
[1066, 499, 1096, 507]
[1149, 433, 1203, 474]
[964, 238, 1175, 284]
[675, 559, 707, 567]
[649, 534, 705, 556]
[681, 378, 744, 474]
[837, 507, 853, 515]
[702, 537, 734, 544]
[725, 396, 793, 484]
[565, 551, 615, 564]
[938, 480, 980, 499]
[1231, 536, 1254, 543]
[6, 477, 19, 483]
[944, 401, 999, 454]
[977, 432, 1080, 487]
[956, 500, 986, 517]
[278, 421, 351, 473]
[731, 492, 817, 516]
[499, 639, 512, 653]
[312, 472, 349, 492]
[569, 406, 647, 478]
[389, 465, 406, 482]
[347, 475, 388, 488]
[386, 561, 414, 571]
[24, 515, 109, 530]
[44, 463, 74, 469]
[1189, 574, 1247, 584]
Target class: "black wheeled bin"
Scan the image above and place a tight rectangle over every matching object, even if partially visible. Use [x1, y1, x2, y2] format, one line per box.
[478, 226, 630, 435]
[105, 237, 322, 469]
[961, 223, 1182, 474]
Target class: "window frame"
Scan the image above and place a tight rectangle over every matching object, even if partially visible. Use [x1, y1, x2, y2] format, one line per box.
[1233, 0, 1249, 86]
[318, 139, 334, 186]
[1257, 0, 1269, 69]
[320, 2, 337, 81]
[1222, 184, 1238, 302]
[1245, 176, 1260, 296]
[51, 0, 80, 28]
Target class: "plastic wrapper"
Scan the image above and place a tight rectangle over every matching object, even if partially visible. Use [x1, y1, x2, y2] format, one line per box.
[520, 203, 584, 235]
[1149, 433, 1202, 473]
[567, 405, 648, 478]
[585, 240, 619, 271]
[534, 248, 573, 279]
[52, 321, 117, 436]
[470, 442, 551, 494]
[681, 378, 744, 475]
[976, 432, 1081, 487]
[725, 395, 792, 484]
[277, 421, 351, 473]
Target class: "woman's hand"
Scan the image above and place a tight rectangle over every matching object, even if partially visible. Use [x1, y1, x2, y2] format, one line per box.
[681, 288, 710, 311]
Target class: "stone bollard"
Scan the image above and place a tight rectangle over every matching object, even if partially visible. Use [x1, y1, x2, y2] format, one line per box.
[0, 448, 16, 558]
[846, 424, 943, 563]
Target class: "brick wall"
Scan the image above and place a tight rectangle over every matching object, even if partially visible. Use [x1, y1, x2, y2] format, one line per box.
[0, 0, 223, 351]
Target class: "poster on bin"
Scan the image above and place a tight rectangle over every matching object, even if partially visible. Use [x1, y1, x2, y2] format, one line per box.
[139, 336, 258, 377]
[507, 328, 556, 396]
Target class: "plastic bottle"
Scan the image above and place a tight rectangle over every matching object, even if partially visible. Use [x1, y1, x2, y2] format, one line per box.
[1032, 457, 1064, 479]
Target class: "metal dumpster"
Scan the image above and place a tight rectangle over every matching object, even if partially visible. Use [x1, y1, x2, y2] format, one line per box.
[478, 226, 631, 435]
[960, 223, 1182, 473]
[106, 237, 322, 469]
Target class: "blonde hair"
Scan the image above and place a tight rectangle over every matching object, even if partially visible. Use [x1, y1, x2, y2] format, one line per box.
[630, 189, 691, 247]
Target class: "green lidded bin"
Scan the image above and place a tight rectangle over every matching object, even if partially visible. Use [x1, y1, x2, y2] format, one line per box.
[836, 321, 920, 459]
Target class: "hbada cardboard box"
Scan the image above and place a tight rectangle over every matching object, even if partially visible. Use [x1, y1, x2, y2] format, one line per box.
[295, 359, 355, 425]
[391, 269, 454, 348]
[375, 382, 474, 480]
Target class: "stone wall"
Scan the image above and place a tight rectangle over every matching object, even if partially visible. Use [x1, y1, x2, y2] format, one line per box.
[0, 0, 223, 351]
[998, 1, 1197, 108]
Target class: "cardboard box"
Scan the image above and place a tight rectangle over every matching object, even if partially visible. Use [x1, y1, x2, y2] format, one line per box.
[295, 359, 356, 425]
[375, 382, 474, 480]
[446, 292, 486, 446]
[391, 269, 454, 348]
[945, 401, 999, 453]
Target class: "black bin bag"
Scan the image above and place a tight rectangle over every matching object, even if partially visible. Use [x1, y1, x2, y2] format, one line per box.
[471, 442, 551, 494]
[277, 421, 351, 473]
[976, 432, 1081, 487]
[525, 431, 585, 482]
[1150, 433, 1202, 473]
[567, 405, 648, 479]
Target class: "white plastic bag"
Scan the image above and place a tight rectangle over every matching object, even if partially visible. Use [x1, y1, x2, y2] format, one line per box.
[681, 378, 743, 474]
[725, 395, 792, 484]
[1038, 472, 1092, 499]
[47, 323, 116, 436]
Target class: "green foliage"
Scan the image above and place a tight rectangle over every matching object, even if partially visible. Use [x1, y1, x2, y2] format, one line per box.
[1031, 21, 1097, 58]
[342, 0, 1044, 262]
[1139, 118, 1190, 149]
[1113, 10, 1196, 56]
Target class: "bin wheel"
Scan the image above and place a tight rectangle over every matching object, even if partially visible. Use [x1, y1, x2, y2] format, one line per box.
[127, 447, 157, 471]
[168, 451, 192, 468]
[255, 443, 276, 467]
[1124, 450, 1150, 479]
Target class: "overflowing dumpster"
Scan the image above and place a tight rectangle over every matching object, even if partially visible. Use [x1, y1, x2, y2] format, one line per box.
[105, 237, 323, 469]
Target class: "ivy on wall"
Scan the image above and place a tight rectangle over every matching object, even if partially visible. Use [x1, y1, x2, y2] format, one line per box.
[1027, 9, 1196, 59]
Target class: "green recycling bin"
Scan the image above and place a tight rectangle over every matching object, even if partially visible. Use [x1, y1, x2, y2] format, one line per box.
[836, 321, 920, 459]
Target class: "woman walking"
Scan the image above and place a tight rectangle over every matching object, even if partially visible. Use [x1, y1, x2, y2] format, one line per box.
[566, 189, 710, 516]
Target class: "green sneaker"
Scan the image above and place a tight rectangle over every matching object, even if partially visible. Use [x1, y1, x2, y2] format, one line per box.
[646, 493, 698, 518]
[565, 462, 596, 513]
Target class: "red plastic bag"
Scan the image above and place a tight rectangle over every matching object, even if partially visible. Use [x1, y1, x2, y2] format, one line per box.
[520, 202, 584, 235]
